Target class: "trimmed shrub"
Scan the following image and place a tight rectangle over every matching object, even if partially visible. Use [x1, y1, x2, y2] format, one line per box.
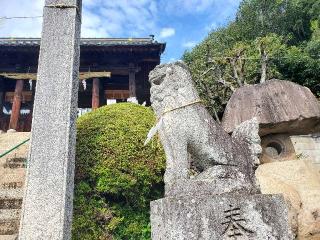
[72, 103, 165, 240]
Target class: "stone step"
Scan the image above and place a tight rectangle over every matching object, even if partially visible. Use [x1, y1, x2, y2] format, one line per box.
[0, 190, 23, 200]
[0, 210, 20, 222]
[0, 169, 25, 177]
[0, 220, 19, 235]
[0, 235, 18, 240]
[0, 209, 20, 236]
[0, 164, 26, 170]
[0, 182, 24, 191]
[0, 199, 22, 211]
[0, 172, 25, 184]
[0, 190, 23, 210]
[0, 158, 27, 170]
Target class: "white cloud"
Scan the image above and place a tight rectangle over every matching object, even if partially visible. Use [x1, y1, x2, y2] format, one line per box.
[0, 0, 242, 63]
[88, 0, 159, 37]
[183, 41, 197, 48]
[0, 0, 44, 37]
[81, 9, 109, 37]
[0, 0, 241, 39]
[0, 0, 159, 38]
[159, 28, 175, 38]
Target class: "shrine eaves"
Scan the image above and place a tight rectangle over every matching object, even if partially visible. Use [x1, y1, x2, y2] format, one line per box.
[0, 37, 166, 131]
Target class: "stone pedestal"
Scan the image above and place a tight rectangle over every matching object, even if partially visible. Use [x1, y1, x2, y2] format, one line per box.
[151, 193, 293, 240]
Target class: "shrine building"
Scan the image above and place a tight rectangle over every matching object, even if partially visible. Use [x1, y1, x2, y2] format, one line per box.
[0, 37, 166, 132]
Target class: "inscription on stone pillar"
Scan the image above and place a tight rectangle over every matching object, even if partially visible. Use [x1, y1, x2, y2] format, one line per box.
[221, 205, 254, 239]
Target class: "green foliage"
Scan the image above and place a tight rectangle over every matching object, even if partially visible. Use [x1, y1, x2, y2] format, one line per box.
[183, 0, 320, 120]
[72, 103, 165, 240]
[235, 0, 319, 44]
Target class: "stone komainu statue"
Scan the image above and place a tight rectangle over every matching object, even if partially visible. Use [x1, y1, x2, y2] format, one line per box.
[148, 62, 293, 240]
[148, 61, 262, 195]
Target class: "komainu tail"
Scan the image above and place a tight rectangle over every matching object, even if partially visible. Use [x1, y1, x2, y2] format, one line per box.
[232, 117, 262, 167]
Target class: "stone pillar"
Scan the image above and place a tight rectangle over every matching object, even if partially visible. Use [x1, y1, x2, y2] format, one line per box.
[92, 78, 99, 109]
[9, 80, 24, 130]
[19, 0, 82, 239]
[129, 63, 136, 97]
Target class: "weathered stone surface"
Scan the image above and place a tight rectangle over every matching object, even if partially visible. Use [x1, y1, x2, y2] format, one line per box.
[0, 235, 18, 240]
[0, 182, 23, 238]
[18, 0, 82, 239]
[222, 80, 320, 136]
[148, 61, 259, 195]
[166, 178, 259, 198]
[0, 220, 19, 235]
[256, 160, 320, 239]
[0, 199, 22, 210]
[151, 194, 293, 240]
[232, 117, 262, 167]
[149, 62, 292, 240]
[260, 133, 296, 164]
[0, 210, 20, 235]
[291, 134, 320, 169]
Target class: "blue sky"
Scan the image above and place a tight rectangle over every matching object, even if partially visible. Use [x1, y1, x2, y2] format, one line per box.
[0, 0, 241, 62]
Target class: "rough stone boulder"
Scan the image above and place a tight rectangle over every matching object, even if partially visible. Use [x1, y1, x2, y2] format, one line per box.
[256, 160, 320, 239]
[222, 80, 320, 136]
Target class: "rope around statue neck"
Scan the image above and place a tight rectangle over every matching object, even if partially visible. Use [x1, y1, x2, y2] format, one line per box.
[160, 99, 203, 117]
[144, 100, 203, 145]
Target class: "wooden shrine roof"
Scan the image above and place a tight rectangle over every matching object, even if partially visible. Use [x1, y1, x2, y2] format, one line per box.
[0, 37, 166, 53]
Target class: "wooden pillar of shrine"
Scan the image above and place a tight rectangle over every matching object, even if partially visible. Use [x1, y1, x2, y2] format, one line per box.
[129, 63, 136, 97]
[0, 78, 4, 118]
[9, 79, 24, 130]
[92, 78, 100, 109]
[99, 79, 106, 106]
[27, 80, 36, 131]
[0, 79, 4, 131]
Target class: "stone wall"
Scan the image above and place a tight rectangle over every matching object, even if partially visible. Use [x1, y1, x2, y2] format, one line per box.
[290, 134, 320, 169]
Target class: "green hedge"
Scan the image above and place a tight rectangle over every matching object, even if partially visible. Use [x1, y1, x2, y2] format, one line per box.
[72, 103, 165, 240]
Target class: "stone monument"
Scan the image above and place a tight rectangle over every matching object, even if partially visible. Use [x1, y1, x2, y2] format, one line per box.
[222, 79, 320, 137]
[18, 0, 82, 239]
[147, 61, 293, 239]
[222, 80, 320, 238]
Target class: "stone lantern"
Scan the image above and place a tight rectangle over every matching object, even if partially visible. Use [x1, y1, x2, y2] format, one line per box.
[222, 79, 320, 239]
